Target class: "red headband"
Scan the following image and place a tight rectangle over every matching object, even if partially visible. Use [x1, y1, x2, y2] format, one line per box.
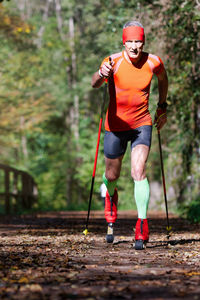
[122, 26, 145, 44]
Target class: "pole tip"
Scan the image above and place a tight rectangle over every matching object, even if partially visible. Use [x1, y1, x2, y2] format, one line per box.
[166, 226, 172, 232]
[83, 229, 89, 236]
[166, 226, 172, 239]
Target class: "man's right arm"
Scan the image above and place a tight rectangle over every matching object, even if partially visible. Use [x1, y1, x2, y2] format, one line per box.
[91, 71, 105, 88]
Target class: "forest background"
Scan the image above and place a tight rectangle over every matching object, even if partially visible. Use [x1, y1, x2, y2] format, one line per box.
[0, 0, 199, 220]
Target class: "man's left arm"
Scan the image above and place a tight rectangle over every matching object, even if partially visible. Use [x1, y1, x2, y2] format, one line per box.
[154, 68, 168, 130]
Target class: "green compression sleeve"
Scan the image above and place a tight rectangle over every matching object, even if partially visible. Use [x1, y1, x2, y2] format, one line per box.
[134, 177, 150, 219]
[102, 173, 117, 197]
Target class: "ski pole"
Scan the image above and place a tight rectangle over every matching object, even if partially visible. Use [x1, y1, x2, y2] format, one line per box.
[83, 58, 111, 236]
[157, 129, 172, 239]
[83, 84, 107, 236]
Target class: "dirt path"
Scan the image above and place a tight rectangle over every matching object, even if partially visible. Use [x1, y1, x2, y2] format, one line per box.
[0, 210, 200, 299]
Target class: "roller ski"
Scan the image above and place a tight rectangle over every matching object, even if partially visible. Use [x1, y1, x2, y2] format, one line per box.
[106, 223, 114, 243]
[105, 189, 118, 243]
[134, 218, 149, 250]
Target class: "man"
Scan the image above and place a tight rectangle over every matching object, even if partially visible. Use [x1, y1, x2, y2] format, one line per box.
[91, 20, 168, 250]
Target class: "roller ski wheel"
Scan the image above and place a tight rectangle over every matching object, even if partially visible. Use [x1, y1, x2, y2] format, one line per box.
[135, 239, 146, 250]
[106, 223, 114, 243]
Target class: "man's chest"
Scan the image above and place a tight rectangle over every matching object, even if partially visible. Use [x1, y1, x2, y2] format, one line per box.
[114, 61, 153, 91]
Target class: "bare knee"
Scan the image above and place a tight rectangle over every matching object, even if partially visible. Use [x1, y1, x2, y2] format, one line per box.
[131, 166, 146, 181]
[105, 156, 122, 182]
[105, 170, 120, 182]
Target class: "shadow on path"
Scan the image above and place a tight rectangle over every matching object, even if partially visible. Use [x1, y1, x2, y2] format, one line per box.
[0, 210, 199, 236]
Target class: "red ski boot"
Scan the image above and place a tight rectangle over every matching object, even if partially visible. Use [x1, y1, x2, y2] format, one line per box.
[135, 218, 149, 250]
[105, 189, 118, 243]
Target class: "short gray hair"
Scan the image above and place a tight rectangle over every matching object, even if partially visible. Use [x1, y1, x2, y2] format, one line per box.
[123, 21, 144, 29]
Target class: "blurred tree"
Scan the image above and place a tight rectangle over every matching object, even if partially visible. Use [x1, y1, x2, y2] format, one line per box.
[162, 0, 200, 205]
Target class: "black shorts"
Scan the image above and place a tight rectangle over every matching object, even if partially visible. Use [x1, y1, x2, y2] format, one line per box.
[104, 125, 152, 159]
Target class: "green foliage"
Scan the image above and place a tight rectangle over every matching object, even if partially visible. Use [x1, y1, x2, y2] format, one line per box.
[162, 0, 200, 205]
[185, 196, 200, 224]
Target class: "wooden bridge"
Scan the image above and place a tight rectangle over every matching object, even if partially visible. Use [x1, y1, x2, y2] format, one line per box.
[0, 164, 38, 214]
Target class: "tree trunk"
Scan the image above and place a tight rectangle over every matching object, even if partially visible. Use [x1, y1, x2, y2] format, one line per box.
[20, 116, 28, 159]
[54, 0, 65, 41]
[68, 16, 79, 141]
[26, 0, 33, 19]
[65, 17, 80, 206]
[36, 0, 52, 48]
[16, 0, 26, 20]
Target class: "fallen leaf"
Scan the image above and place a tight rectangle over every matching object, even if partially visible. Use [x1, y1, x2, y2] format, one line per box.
[18, 277, 29, 283]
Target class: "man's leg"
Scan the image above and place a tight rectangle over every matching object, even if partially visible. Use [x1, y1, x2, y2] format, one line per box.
[104, 156, 123, 243]
[103, 156, 123, 223]
[103, 130, 127, 242]
[104, 156, 123, 192]
[131, 144, 150, 249]
[103, 130, 126, 224]
[131, 144, 150, 218]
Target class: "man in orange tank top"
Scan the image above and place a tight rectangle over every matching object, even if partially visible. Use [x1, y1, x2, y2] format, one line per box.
[91, 20, 168, 249]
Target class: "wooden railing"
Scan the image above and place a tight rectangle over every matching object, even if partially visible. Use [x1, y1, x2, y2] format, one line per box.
[0, 164, 38, 214]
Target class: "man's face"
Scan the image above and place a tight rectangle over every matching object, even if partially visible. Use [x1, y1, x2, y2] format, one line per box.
[124, 40, 144, 62]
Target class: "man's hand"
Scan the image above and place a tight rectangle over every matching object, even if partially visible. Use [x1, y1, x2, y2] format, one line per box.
[155, 68, 168, 130]
[99, 58, 114, 78]
[154, 107, 167, 131]
[91, 57, 114, 88]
